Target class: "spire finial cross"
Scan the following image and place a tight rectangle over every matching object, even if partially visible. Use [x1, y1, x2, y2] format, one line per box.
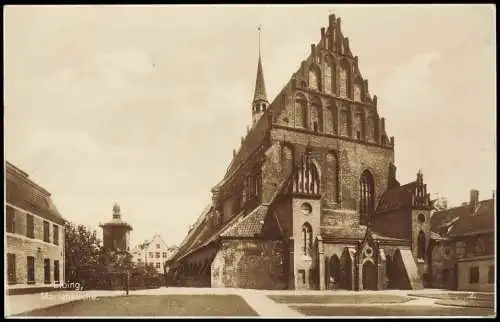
[258, 24, 262, 56]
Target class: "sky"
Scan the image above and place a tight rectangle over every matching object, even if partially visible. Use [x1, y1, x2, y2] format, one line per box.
[4, 5, 496, 247]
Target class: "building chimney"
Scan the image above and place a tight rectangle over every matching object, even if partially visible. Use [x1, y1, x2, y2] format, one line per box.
[470, 189, 479, 214]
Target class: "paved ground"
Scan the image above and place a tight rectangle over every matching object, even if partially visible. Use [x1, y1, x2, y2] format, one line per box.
[5, 287, 496, 317]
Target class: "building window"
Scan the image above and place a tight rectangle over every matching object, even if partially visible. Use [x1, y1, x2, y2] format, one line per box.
[8, 253, 16, 285]
[418, 214, 426, 224]
[156, 263, 161, 269]
[163, 252, 167, 258]
[43, 221, 50, 242]
[149, 252, 154, 258]
[298, 269, 306, 284]
[359, 170, 375, 224]
[488, 266, 494, 284]
[54, 260, 60, 284]
[156, 252, 160, 259]
[156, 244, 160, 249]
[53, 225, 59, 245]
[309, 66, 321, 91]
[44, 259, 51, 284]
[295, 97, 308, 128]
[301, 223, 313, 256]
[26, 214, 35, 238]
[7, 206, 15, 233]
[27, 256, 35, 284]
[417, 231, 426, 260]
[339, 110, 349, 137]
[469, 266, 479, 284]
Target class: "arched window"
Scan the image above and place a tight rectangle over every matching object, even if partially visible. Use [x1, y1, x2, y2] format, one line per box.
[339, 109, 350, 137]
[353, 77, 364, 102]
[353, 112, 363, 140]
[417, 231, 426, 260]
[324, 56, 335, 95]
[302, 223, 313, 256]
[295, 96, 308, 128]
[247, 175, 253, 200]
[339, 60, 351, 98]
[359, 170, 375, 224]
[309, 66, 321, 92]
[367, 117, 376, 142]
[311, 101, 323, 133]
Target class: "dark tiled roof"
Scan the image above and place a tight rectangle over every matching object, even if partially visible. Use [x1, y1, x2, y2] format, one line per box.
[223, 109, 271, 179]
[6, 163, 66, 225]
[376, 181, 416, 213]
[169, 206, 213, 263]
[220, 205, 268, 238]
[430, 203, 474, 233]
[448, 199, 494, 237]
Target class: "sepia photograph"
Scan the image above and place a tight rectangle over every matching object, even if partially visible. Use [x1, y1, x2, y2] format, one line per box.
[3, 4, 496, 318]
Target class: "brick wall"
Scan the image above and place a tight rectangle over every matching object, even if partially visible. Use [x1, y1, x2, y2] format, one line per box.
[429, 241, 456, 289]
[211, 240, 286, 289]
[270, 128, 394, 211]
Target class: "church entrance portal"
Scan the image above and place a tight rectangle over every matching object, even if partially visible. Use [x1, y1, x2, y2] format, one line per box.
[362, 260, 378, 290]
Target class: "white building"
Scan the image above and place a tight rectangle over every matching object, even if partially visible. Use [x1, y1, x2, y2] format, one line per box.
[5, 162, 66, 293]
[131, 234, 174, 274]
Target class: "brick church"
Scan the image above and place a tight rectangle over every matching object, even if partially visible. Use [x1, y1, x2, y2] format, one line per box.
[167, 13, 434, 291]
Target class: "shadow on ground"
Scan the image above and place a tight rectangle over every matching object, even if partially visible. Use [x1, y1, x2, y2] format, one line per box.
[268, 294, 414, 304]
[14, 295, 258, 317]
[290, 305, 494, 317]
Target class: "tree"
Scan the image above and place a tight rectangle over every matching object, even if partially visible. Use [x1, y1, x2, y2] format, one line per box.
[65, 222, 102, 283]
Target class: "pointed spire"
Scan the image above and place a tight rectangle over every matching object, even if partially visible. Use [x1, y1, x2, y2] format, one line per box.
[252, 25, 269, 126]
[253, 52, 268, 102]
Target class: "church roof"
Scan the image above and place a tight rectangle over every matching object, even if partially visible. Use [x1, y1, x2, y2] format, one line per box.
[6, 161, 66, 225]
[376, 181, 417, 212]
[220, 205, 269, 238]
[253, 55, 268, 102]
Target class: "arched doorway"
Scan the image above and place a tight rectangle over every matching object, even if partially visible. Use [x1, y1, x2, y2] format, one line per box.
[362, 260, 378, 290]
[329, 255, 341, 289]
[340, 248, 353, 290]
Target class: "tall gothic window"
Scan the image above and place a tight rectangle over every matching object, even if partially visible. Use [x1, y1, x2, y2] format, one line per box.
[359, 170, 374, 224]
[324, 56, 335, 95]
[339, 60, 350, 98]
[367, 117, 376, 142]
[295, 96, 308, 128]
[353, 78, 363, 102]
[417, 231, 426, 260]
[309, 66, 321, 92]
[339, 109, 349, 137]
[302, 223, 313, 256]
[311, 103, 323, 133]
